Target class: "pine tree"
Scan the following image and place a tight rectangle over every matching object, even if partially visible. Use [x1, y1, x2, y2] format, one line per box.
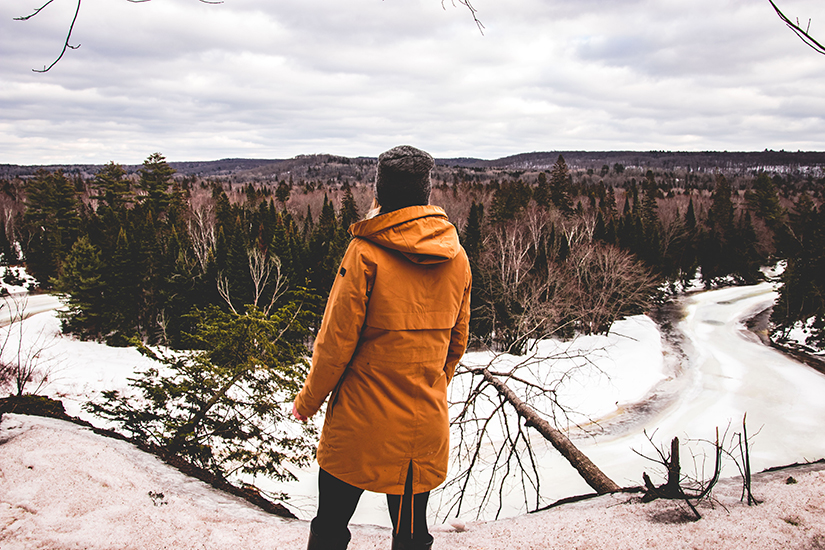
[731, 210, 762, 284]
[549, 155, 573, 215]
[707, 174, 734, 232]
[772, 194, 824, 342]
[339, 183, 359, 229]
[308, 195, 345, 296]
[534, 172, 550, 207]
[276, 180, 291, 207]
[88, 302, 319, 482]
[745, 173, 785, 229]
[640, 171, 659, 228]
[92, 162, 131, 209]
[685, 197, 697, 231]
[138, 153, 175, 215]
[105, 227, 142, 344]
[53, 236, 107, 338]
[461, 201, 484, 265]
[22, 169, 82, 287]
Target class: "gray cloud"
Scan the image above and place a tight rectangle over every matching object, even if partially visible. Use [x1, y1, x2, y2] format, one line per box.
[1, 0, 824, 164]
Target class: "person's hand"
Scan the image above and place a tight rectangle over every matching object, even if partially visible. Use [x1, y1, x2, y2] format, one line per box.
[292, 402, 308, 422]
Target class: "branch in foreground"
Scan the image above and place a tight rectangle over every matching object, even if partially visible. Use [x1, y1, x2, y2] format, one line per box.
[768, 0, 825, 55]
[474, 366, 620, 494]
[15, 0, 82, 72]
[443, 0, 484, 33]
[15, 0, 224, 72]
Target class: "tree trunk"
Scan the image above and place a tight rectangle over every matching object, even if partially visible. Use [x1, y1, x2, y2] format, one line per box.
[479, 367, 621, 494]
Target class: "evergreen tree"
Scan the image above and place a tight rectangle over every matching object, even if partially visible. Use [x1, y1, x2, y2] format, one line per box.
[640, 171, 659, 228]
[593, 210, 607, 242]
[22, 169, 82, 287]
[53, 236, 107, 338]
[699, 174, 737, 287]
[138, 153, 175, 215]
[685, 197, 697, 231]
[534, 172, 550, 208]
[707, 174, 734, 231]
[92, 162, 131, 209]
[549, 155, 573, 215]
[461, 201, 484, 265]
[88, 301, 318, 482]
[730, 210, 763, 284]
[0, 222, 16, 265]
[276, 180, 291, 207]
[604, 186, 617, 215]
[339, 183, 359, 229]
[105, 227, 142, 344]
[491, 180, 531, 222]
[772, 194, 824, 344]
[745, 173, 785, 229]
[308, 195, 345, 296]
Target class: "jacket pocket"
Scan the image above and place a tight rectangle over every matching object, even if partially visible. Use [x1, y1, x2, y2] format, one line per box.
[327, 369, 349, 419]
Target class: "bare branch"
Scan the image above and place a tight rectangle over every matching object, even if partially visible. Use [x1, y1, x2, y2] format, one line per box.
[475, 366, 620, 494]
[769, 0, 825, 55]
[17, 0, 224, 72]
[216, 273, 238, 315]
[17, 0, 84, 72]
[443, 0, 484, 34]
[14, 0, 60, 20]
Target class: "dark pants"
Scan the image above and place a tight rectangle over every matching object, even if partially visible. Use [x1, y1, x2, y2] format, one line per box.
[313, 465, 431, 541]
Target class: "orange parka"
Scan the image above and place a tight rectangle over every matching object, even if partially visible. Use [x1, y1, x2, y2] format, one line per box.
[294, 205, 472, 495]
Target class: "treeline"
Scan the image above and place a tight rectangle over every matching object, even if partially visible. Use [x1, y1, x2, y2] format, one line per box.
[451, 155, 824, 351]
[5, 153, 363, 347]
[2, 152, 824, 351]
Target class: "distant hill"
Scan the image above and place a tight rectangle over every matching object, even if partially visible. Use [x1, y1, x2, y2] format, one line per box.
[442, 150, 825, 173]
[3, 150, 825, 180]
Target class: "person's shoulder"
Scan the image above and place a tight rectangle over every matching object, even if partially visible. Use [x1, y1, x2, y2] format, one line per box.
[346, 236, 383, 264]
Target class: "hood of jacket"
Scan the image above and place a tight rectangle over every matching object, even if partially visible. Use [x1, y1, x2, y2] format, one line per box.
[349, 205, 461, 265]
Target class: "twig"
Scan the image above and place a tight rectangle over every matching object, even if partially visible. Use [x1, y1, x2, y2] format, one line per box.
[768, 0, 825, 55]
[16, 0, 83, 72]
[17, 0, 224, 72]
[442, 0, 484, 34]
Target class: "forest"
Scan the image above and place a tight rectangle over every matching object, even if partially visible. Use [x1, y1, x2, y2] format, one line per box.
[1, 151, 823, 492]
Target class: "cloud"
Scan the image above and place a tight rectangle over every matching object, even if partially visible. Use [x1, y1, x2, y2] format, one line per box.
[1, 0, 824, 164]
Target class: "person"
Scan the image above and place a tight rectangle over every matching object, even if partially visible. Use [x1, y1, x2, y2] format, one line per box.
[292, 145, 472, 550]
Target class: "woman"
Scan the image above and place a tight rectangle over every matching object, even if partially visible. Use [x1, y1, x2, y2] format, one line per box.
[292, 145, 471, 550]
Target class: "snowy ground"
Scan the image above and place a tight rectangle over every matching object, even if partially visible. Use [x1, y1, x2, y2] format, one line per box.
[2, 413, 824, 549]
[1, 282, 825, 547]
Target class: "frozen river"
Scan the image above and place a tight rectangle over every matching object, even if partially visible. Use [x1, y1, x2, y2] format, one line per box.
[536, 283, 825, 515]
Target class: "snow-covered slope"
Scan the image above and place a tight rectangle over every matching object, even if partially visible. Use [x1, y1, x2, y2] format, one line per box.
[2, 413, 824, 549]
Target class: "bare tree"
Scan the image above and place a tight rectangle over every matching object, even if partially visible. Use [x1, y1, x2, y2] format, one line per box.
[769, 0, 825, 55]
[0, 294, 59, 396]
[247, 248, 287, 315]
[218, 248, 287, 316]
[186, 192, 217, 272]
[560, 243, 658, 335]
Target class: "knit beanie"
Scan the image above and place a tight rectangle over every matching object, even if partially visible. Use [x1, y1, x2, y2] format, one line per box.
[374, 145, 434, 213]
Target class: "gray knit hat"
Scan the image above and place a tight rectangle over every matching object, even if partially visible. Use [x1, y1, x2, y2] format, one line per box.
[375, 145, 434, 213]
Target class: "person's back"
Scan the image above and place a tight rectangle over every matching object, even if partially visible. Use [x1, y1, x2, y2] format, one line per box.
[293, 146, 471, 550]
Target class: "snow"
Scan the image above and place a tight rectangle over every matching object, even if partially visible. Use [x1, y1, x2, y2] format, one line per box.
[2, 282, 825, 548]
[2, 413, 824, 549]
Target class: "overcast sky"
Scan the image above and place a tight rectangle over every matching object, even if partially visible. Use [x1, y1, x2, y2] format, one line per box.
[1, 0, 824, 165]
